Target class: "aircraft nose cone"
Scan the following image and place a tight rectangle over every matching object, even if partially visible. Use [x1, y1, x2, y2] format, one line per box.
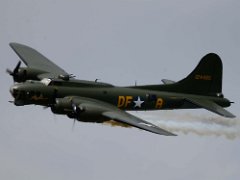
[10, 85, 14, 94]
[10, 84, 18, 97]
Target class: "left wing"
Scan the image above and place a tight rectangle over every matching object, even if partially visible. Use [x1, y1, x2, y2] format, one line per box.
[10, 42, 69, 79]
[71, 97, 176, 136]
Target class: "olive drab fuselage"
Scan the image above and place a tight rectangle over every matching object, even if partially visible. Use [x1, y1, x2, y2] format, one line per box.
[10, 79, 231, 111]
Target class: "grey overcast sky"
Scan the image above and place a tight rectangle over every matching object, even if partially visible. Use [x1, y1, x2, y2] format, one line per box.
[1, 0, 240, 179]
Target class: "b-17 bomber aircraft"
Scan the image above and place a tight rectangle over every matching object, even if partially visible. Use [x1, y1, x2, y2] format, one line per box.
[7, 43, 235, 136]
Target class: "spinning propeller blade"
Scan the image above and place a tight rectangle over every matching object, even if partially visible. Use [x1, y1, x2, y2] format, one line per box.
[6, 61, 21, 82]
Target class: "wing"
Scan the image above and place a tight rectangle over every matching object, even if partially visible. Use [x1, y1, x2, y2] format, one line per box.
[71, 97, 176, 136]
[9, 42, 69, 79]
[186, 98, 235, 118]
[102, 111, 176, 136]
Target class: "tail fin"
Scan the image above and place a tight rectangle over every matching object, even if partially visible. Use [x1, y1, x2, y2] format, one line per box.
[175, 53, 223, 96]
[133, 53, 223, 96]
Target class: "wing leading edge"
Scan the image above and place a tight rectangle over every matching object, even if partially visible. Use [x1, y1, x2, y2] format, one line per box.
[71, 96, 176, 136]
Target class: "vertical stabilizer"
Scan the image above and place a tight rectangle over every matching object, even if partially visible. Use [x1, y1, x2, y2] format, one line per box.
[175, 53, 223, 96]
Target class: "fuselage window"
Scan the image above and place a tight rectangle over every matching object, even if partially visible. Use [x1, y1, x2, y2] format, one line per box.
[146, 94, 157, 101]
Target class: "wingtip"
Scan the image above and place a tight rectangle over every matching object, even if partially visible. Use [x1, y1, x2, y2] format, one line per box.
[9, 42, 25, 48]
[9, 42, 32, 50]
[157, 129, 177, 136]
[225, 113, 236, 118]
[167, 132, 177, 136]
[9, 42, 15, 48]
[9, 42, 22, 50]
[9, 42, 18, 46]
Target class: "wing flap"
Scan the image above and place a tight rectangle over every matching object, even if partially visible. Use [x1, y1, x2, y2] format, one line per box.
[186, 98, 235, 118]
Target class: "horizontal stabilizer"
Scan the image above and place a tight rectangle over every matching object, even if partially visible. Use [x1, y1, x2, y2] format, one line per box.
[186, 98, 235, 118]
[162, 79, 175, 84]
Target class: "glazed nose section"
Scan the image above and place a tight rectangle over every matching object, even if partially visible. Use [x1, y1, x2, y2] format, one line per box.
[10, 84, 18, 98]
[10, 85, 14, 95]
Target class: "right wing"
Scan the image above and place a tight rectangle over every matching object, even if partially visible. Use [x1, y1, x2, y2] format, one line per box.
[10, 42, 69, 79]
[102, 111, 176, 136]
[70, 96, 176, 136]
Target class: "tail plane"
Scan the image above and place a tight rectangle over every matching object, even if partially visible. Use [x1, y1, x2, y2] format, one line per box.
[135, 53, 235, 118]
[168, 53, 235, 118]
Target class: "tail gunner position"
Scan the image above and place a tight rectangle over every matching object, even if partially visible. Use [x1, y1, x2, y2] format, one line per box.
[7, 43, 235, 136]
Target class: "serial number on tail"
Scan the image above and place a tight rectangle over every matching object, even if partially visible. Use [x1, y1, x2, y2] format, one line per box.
[195, 74, 212, 81]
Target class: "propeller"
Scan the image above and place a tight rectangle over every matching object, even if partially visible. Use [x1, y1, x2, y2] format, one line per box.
[72, 103, 85, 116]
[6, 61, 21, 82]
[72, 118, 76, 132]
[71, 103, 80, 131]
[71, 103, 85, 131]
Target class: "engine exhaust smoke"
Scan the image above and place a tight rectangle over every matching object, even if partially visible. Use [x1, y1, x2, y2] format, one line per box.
[132, 111, 240, 139]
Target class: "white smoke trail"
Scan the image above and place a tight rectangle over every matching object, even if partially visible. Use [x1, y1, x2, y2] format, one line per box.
[131, 111, 240, 139]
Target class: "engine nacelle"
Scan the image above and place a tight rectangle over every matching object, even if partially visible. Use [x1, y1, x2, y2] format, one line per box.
[51, 97, 105, 122]
[51, 98, 73, 115]
[14, 67, 46, 82]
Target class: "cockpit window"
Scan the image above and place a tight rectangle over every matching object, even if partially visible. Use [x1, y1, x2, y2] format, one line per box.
[41, 78, 52, 86]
